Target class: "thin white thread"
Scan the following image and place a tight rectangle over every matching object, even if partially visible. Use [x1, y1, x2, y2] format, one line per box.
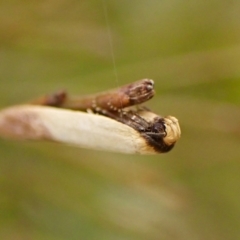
[101, 2, 143, 176]
[102, 0, 124, 117]
[102, 0, 119, 87]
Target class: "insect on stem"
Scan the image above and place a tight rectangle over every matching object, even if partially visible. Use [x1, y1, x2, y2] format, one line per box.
[31, 79, 181, 153]
[31, 79, 155, 111]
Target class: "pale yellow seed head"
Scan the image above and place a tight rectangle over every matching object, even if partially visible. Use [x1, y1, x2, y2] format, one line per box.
[163, 116, 181, 145]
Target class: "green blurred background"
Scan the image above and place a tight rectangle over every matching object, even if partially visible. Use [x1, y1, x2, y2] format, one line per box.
[0, 1, 240, 239]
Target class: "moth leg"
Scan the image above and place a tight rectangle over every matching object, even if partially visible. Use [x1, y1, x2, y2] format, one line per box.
[30, 79, 155, 112]
[94, 107, 150, 133]
[72, 78, 155, 111]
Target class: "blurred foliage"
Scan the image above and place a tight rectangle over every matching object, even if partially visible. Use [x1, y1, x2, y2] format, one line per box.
[0, 0, 240, 239]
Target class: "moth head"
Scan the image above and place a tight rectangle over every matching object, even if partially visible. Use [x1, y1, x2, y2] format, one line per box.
[163, 116, 181, 146]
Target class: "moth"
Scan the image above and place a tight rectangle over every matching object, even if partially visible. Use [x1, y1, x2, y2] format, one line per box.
[30, 79, 181, 153]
